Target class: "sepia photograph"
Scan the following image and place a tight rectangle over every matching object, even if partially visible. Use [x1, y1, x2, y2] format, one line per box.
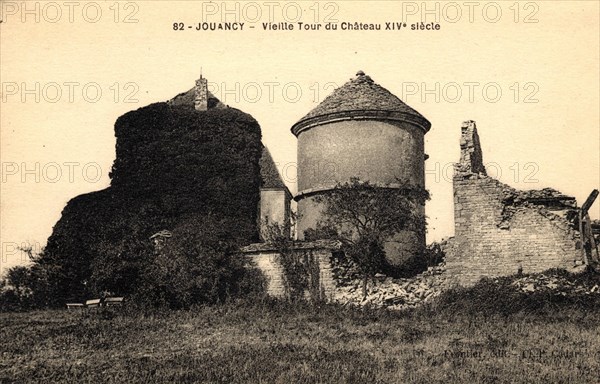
[1, 1, 599, 382]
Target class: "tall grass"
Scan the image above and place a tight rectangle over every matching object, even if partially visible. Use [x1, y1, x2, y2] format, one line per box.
[1, 297, 599, 383]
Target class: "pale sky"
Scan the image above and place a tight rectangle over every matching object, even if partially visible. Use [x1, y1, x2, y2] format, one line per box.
[1, 1, 599, 273]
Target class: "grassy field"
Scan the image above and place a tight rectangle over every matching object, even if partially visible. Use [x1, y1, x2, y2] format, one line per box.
[1, 301, 599, 384]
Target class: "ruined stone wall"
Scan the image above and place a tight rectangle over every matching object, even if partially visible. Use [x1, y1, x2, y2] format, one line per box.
[446, 121, 585, 286]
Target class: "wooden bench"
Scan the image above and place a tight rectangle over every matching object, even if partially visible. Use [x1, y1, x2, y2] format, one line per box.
[85, 299, 102, 308]
[104, 297, 124, 307]
[66, 297, 125, 310]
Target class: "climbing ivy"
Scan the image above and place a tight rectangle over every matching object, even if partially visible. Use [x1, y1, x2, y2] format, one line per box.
[262, 220, 323, 302]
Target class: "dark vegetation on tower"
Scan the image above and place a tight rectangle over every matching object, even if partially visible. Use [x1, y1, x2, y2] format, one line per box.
[25, 96, 264, 307]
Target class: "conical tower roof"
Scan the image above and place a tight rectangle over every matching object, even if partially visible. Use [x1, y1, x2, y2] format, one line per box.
[291, 71, 431, 136]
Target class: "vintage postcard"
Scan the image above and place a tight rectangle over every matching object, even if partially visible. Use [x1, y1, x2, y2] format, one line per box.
[1, 1, 599, 383]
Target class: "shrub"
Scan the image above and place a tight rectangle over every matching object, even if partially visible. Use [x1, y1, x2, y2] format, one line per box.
[133, 215, 267, 309]
[0, 266, 37, 311]
[422, 242, 445, 267]
[432, 269, 600, 318]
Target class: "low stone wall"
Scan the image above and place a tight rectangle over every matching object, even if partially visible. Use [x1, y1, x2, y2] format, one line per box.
[248, 251, 286, 297]
[240, 240, 340, 300]
[241, 240, 450, 309]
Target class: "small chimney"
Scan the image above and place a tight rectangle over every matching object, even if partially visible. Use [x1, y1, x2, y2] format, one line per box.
[194, 75, 208, 111]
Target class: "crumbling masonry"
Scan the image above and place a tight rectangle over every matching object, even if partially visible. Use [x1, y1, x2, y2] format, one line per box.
[445, 121, 590, 286]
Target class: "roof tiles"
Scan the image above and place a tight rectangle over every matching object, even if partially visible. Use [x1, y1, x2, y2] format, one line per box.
[292, 72, 431, 135]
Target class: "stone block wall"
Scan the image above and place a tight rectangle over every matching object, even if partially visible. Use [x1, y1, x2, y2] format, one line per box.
[248, 251, 286, 297]
[446, 121, 585, 286]
[241, 240, 339, 300]
[316, 249, 336, 300]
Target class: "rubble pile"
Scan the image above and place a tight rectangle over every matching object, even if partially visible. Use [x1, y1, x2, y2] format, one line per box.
[331, 259, 600, 310]
[506, 272, 600, 295]
[332, 262, 448, 310]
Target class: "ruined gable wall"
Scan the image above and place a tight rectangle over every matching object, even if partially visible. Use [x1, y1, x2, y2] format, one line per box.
[446, 121, 584, 286]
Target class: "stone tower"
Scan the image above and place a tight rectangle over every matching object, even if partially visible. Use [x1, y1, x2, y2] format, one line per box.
[291, 71, 431, 266]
